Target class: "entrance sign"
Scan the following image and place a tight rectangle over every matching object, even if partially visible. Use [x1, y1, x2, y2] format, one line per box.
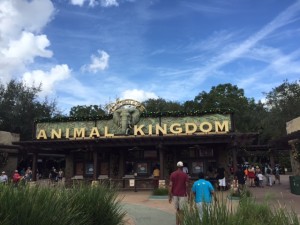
[107, 99, 146, 114]
[36, 120, 230, 139]
[35, 99, 233, 140]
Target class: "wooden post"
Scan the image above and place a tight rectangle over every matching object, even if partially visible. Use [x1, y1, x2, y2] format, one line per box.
[93, 150, 98, 180]
[119, 150, 124, 178]
[65, 152, 74, 182]
[32, 151, 38, 181]
[232, 147, 238, 173]
[159, 145, 164, 179]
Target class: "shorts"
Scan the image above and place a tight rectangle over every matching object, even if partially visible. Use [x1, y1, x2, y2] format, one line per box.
[218, 178, 226, 187]
[196, 202, 212, 221]
[172, 196, 188, 210]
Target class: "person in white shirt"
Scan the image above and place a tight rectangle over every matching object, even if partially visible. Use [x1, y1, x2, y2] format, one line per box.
[182, 163, 189, 174]
[0, 171, 8, 184]
[257, 171, 264, 188]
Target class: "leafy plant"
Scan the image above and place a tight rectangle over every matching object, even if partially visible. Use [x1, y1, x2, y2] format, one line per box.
[183, 194, 299, 225]
[0, 183, 126, 225]
[152, 187, 169, 196]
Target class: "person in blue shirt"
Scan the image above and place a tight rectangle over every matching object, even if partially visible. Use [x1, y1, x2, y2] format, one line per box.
[192, 172, 216, 221]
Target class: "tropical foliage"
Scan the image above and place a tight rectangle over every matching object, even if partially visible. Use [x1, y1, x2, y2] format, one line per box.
[152, 187, 169, 196]
[69, 105, 106, 117]
[1, 79, 299, 145]
[261, 80, 300, 143]
[0, 184, 126, 225]
[0, 80, 60, 140]
[183, 196, 299, 225]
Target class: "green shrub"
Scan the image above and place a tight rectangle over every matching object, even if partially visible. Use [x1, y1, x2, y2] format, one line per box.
[0, 183, 126, 225]
[183, 195, 299, 225]
[152, 188, 169, 196]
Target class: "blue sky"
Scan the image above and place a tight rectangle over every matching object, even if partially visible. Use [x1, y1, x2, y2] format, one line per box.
[1, 0, 300, 114]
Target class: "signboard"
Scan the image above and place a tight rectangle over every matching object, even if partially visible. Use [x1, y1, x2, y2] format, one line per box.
[192, 162, 203, 174]
[129, 179, 135, 187]
[85, 163, 94, 175]
[35, 113, 232, 140]
[159, 180, 166, 188]
[137, 163, 148, 174]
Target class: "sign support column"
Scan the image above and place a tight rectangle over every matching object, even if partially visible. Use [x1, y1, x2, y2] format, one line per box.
[93, 149, 98, 180]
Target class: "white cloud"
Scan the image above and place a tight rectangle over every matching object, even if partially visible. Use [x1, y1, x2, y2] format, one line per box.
[0, 0, 55, 82]
[82, 50, 110, 73]
[189, 0, 300, 82]
[2, 32, 52, 63]
[0, 0, 54, 41]
[270, 49, 300, 75]
[121, 89, 158, 102]
[70, 0, 85, 6]
[100, 0, 119, 7]
[70, 0, 118, 7]
[22, 64, 71, 96]
[70, 0, 98, 7]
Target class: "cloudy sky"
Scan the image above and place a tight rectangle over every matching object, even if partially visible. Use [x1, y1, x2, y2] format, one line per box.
[1, 0, 300, 113]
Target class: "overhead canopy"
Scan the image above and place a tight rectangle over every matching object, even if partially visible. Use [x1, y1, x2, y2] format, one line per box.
[15, 132, 257, 154]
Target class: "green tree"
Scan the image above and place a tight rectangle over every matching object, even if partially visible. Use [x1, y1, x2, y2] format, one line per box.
[194, 83, 264, 132]
[69, 105, 106, 117]
[182, 100, 200, 111]
[240, 99, 267, 135]
[262, 80, 300, 142]
[142, 98, 183, 112]
[0, 80, 59, 140]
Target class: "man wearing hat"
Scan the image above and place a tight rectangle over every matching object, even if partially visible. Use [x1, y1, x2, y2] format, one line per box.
[0, 171, 8, 184]
[168, 161, 189, 225]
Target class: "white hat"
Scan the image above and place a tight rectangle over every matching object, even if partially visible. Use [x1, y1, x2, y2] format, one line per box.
[1, 171, 5, 174]
[177, 161, 183, 167]
[15, 170, 18, 172]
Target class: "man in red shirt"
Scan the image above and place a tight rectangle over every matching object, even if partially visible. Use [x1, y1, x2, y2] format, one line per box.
[169, 161, 189, 225]
[12, 170, 21, 187]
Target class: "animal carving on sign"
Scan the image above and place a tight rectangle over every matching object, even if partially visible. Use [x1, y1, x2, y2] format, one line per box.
[113, 108, 141, 135]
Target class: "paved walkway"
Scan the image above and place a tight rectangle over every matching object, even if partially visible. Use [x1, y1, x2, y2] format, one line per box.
[120, 175, 300, 225]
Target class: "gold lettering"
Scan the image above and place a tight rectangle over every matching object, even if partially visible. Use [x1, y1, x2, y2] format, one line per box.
[185, 123, 197, 134]
[35, 118, 230, 140]
[51, 129, 61, 139]
[170, 123, 182, 134]
[156, 124, 167, 135]
[104, 126, 114, 137]
[89, 127, 100, 138]
[148, 124, 153, 135]
[199, 122, 212, 133]
[66, 128, 70, 138]
[37, 130, 47, 139]
[74, 128, 85, 138]
[215, 121, 229, 132]
[134, 125, 145, 135]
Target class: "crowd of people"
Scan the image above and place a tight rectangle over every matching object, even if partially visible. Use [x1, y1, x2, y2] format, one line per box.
[205, 163, 282, 191]
[237, 163, 281, 188]
[168, 161, 283, 225]
[0, 167, 33, 187]
[0, 166, 64, 187]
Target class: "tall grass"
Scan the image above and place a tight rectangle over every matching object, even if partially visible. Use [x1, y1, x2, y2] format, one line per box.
[0, 183, 126, 225]
[183, 195, 299, 225]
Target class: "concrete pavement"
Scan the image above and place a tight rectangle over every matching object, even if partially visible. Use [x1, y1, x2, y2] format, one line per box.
[120, 175, 300, 225]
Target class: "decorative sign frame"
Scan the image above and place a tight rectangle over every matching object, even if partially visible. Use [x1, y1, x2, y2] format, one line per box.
[137, 162, 148, 174]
